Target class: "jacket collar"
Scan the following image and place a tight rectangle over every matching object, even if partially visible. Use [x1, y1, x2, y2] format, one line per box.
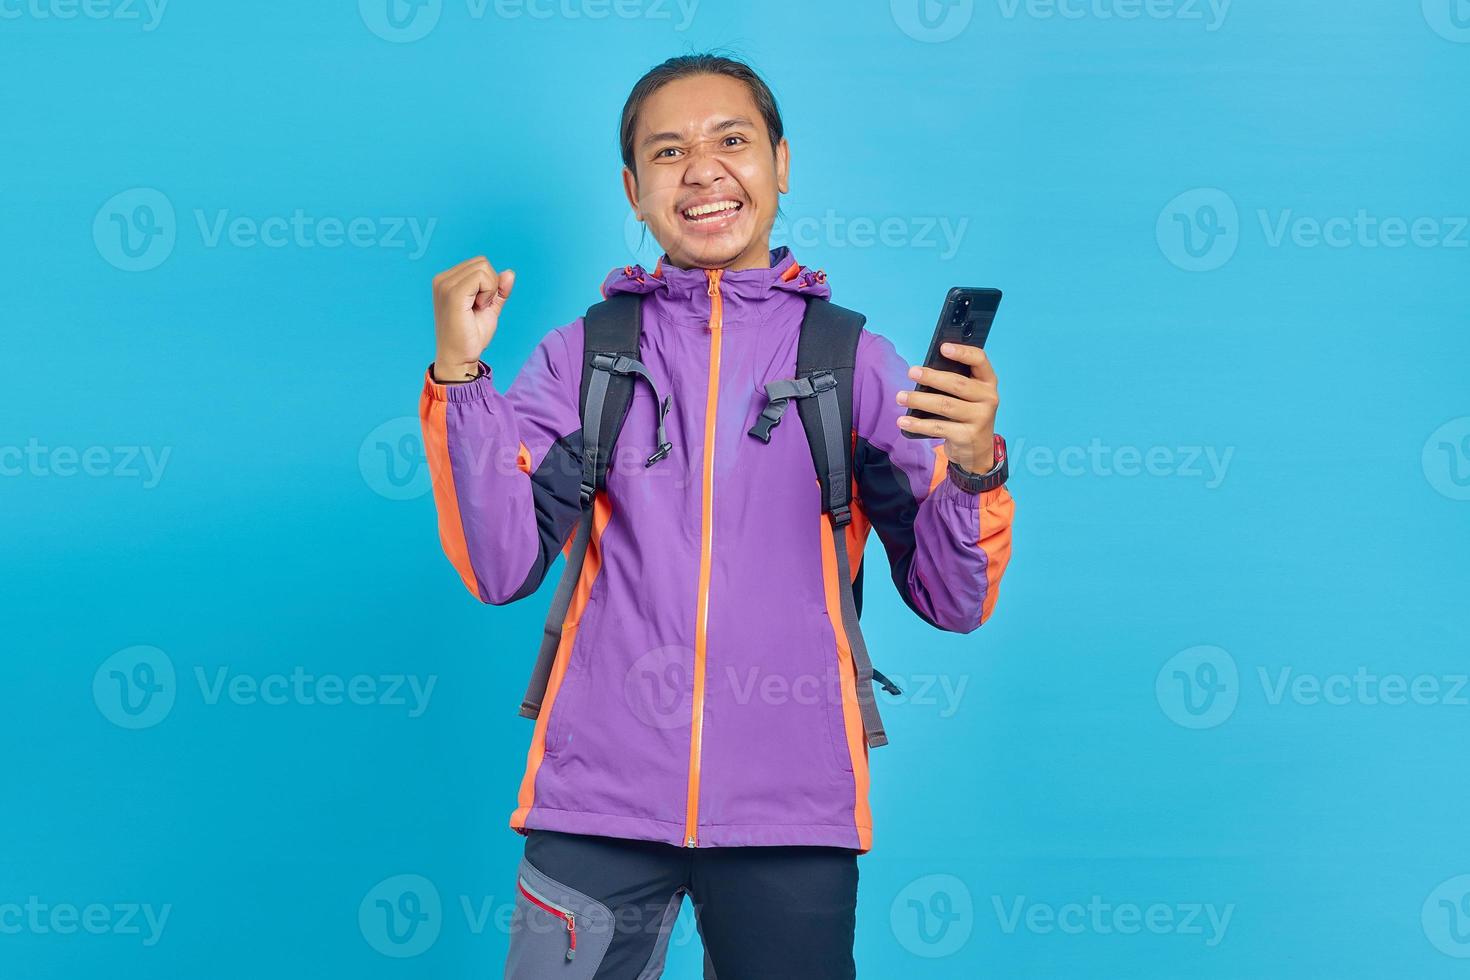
[600, 246, 832, 303]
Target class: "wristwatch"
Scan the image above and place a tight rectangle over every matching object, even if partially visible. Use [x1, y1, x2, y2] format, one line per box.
[947, 434, 1008, 493]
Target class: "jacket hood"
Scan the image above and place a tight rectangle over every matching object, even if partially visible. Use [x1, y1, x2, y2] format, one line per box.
[600, 245, 833, 304]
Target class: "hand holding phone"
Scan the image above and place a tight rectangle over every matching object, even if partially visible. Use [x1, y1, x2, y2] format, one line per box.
[900, 287, 1002, 442]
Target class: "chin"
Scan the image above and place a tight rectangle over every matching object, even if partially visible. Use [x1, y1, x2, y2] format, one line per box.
[669, 235, 754, 270]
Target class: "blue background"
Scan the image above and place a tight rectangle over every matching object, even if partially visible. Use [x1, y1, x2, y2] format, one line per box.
[3, 1, 1468, 976]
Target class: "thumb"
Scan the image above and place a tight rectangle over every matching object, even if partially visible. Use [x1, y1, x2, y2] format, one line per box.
[474, 268, 515, 313]
[496, 268, 516, 303]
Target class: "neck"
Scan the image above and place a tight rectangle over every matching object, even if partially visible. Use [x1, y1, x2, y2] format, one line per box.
[664, 240, 772, 272]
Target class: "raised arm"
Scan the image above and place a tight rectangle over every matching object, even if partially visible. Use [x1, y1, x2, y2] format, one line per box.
[852, 329, 1014, 633]
[418, 257, 585, 604]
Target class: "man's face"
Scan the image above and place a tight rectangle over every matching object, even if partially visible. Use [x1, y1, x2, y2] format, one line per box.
[622, 73, 789, 271]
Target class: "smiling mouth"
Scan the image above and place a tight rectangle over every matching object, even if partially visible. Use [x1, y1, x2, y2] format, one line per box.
[680, 199, 744, 226]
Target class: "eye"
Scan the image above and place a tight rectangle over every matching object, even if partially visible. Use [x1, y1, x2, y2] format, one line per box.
[722, 135, 748, 148]
[654, 146, 681, 160]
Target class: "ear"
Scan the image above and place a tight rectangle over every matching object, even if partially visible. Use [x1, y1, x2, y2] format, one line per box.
[621, 166, 642, 220]
[774, 137, 790, 195]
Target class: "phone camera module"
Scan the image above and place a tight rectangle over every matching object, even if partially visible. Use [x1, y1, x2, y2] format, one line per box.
[951, 298, 969, 326]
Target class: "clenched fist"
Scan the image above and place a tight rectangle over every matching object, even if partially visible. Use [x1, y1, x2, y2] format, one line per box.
[431, 256, 515, 382]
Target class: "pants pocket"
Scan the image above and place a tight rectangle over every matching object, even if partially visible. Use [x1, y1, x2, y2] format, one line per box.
[505, 856, 614, 978]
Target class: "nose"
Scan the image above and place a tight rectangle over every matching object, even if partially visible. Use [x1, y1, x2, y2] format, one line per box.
[681, 140, 729, 187]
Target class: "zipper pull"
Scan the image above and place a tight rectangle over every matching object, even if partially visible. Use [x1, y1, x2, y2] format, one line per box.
[565, 914, 576, 961]
[685, 835, 697, 848]
[706, 268, 721, 296]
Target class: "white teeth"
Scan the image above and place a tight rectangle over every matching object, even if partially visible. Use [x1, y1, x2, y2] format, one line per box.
[683, 200, 741, 219]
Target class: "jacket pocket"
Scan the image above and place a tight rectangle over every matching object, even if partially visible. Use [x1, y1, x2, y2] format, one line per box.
[543, 592, 598, 756]
[824, 656, 856, 775]
[542, 651, 584, 757]
[505, 856, 614, 978]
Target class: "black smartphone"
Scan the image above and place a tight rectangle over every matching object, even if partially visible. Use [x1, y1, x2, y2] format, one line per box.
[902, 287, 1003, 437]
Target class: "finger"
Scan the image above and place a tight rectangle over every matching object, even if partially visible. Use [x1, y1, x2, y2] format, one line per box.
[939, 342, 998, 385]
[446, 256, 494, 290]
[441, 255, 491, 280]
[898, 389, 981, 423]
[445, 264, 498, 311]
[908, 364, 983, 400]
[895, 414, 959, 440]
[433, 255, 490, 293]
[435, 260, 490, 304]
[474, 268, 515, 312]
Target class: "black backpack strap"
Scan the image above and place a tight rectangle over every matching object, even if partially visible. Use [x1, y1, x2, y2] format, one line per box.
[748, 297, 898, 747]
[578, 293, 673, 495]
[792, 299, 863, 524]
[520, 293, 672, 720]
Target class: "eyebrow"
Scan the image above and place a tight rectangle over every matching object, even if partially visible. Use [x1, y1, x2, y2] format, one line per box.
[640, 117, 755, 149]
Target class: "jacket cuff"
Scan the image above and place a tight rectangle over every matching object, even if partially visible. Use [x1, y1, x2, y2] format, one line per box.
[423, 361, 494, 402]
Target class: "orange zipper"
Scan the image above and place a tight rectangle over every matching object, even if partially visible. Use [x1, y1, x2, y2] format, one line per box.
[684, 267, 723, 847]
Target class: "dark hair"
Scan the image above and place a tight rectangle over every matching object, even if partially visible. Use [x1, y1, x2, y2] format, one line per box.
[619, 53, 784, 176]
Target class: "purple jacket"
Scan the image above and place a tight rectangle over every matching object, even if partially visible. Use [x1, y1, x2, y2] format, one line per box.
[420, 247, 1014, 852]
